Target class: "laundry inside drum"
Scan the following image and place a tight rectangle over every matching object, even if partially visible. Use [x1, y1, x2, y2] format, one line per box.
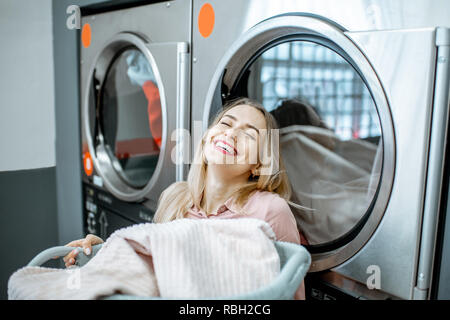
[98, 48, 162, 189]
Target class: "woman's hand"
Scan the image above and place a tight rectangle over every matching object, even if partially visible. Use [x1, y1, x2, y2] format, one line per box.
[62, 234, 104, 268]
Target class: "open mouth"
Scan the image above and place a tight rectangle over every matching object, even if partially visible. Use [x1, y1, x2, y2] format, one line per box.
[213, 139, 237, 156]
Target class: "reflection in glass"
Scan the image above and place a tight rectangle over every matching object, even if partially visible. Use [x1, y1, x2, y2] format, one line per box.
[97, 48, 162, 188]
[245, 41, 382, 246]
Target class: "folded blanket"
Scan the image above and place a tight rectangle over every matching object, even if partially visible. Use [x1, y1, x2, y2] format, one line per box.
[8, 218, 280, 300]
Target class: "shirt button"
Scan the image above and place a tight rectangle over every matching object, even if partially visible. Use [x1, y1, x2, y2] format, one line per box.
[217, 205, 226, 214]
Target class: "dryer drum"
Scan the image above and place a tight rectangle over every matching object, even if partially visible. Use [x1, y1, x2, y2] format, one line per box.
[96, 47, 161, 189]
[229, 37, 384, 255]
[83, 33, 170, 202]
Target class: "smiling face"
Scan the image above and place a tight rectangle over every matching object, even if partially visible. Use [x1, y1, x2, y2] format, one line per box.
[203, 104, 267, 176]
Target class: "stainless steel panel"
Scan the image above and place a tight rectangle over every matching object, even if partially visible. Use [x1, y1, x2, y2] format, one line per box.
[192, 0, 450, 129]
[311, 271, 399, 299]
[198, 14, 396, 273]
[334, 29, 438, 299]
[81, 1, 191, 108]
[83, 36, 187, 204]
[414, 27, 450, 299]
[191, 0, 443, 299]
[80, 1, 191, 209]
[175, 42, 191, 182]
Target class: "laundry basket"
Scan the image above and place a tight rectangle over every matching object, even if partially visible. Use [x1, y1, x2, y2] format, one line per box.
[27, 240, 311, 300]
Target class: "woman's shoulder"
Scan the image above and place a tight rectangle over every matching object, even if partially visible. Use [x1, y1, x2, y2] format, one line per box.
[248, 189, 288, 202]
[244, 190, 291, 216]
[245, 190, 300, 243]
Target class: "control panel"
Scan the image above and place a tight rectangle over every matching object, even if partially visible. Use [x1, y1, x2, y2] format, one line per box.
[82, 183, 155, 240]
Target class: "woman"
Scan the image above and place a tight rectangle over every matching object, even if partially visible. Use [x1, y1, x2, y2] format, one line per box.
[64, 97, 308, 299]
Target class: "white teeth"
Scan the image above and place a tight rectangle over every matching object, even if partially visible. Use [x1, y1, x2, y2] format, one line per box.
[215, 141, 234, 154]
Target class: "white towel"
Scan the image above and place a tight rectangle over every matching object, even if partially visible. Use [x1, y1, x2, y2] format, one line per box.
[8, 218, 280, 300]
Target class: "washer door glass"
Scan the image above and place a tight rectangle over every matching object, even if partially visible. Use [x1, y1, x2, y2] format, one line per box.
[232, 40, 383, 250]
[98, 48, 162, 189]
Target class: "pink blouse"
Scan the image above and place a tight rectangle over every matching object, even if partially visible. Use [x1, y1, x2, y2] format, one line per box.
[185, 190, 308, 300]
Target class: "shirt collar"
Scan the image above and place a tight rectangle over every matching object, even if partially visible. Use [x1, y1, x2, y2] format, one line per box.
[190, 196, 238, 216]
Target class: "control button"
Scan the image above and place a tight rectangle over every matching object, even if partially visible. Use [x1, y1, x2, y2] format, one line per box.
[324, 294, 336, 300]
[93, 175, 103, 187]
[311, 288, 323, 300]
[83, 151, 93, 176]
[85, 201, 97, 213]
[87, 212, 96, 234]
[99, 211, 108, 240]
[139, 211, 153, 222]
[98, 193, 112, 205]
[86, 188, 94, 197]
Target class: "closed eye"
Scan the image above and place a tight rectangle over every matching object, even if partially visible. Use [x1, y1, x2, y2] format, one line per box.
[244, 131, 256, 140]
[220, 121, 231, 127]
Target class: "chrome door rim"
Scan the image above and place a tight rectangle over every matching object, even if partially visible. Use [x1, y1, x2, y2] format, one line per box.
[202, 14, 396, 272]
[83, 32, 167, 202]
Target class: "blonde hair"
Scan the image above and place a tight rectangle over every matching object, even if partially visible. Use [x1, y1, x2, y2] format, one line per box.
[153, 97, 301, 223]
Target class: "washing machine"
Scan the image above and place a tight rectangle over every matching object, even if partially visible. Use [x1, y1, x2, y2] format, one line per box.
[80, 1, 191, 240]
[191, 0, 450, 299]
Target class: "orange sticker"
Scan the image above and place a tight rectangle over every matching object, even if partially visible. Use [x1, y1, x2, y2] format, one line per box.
[198, 3, 215, 38]
[81, 23, 92, 48]
[83, 151, 93, 176]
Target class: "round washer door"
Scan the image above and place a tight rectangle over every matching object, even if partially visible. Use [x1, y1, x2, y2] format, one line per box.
[83, 33, 169, 202]
[203, 15, 395, 272]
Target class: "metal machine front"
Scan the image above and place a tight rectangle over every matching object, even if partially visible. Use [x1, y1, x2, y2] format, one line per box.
[191, 0, 450, 299]
[80, 1, 191, 239]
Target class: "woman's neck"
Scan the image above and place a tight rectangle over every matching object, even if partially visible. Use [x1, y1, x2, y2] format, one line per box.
[201, 165, 249, 215]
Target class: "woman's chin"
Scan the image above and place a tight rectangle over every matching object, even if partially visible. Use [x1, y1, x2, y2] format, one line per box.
[206, 155, 252, 170]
